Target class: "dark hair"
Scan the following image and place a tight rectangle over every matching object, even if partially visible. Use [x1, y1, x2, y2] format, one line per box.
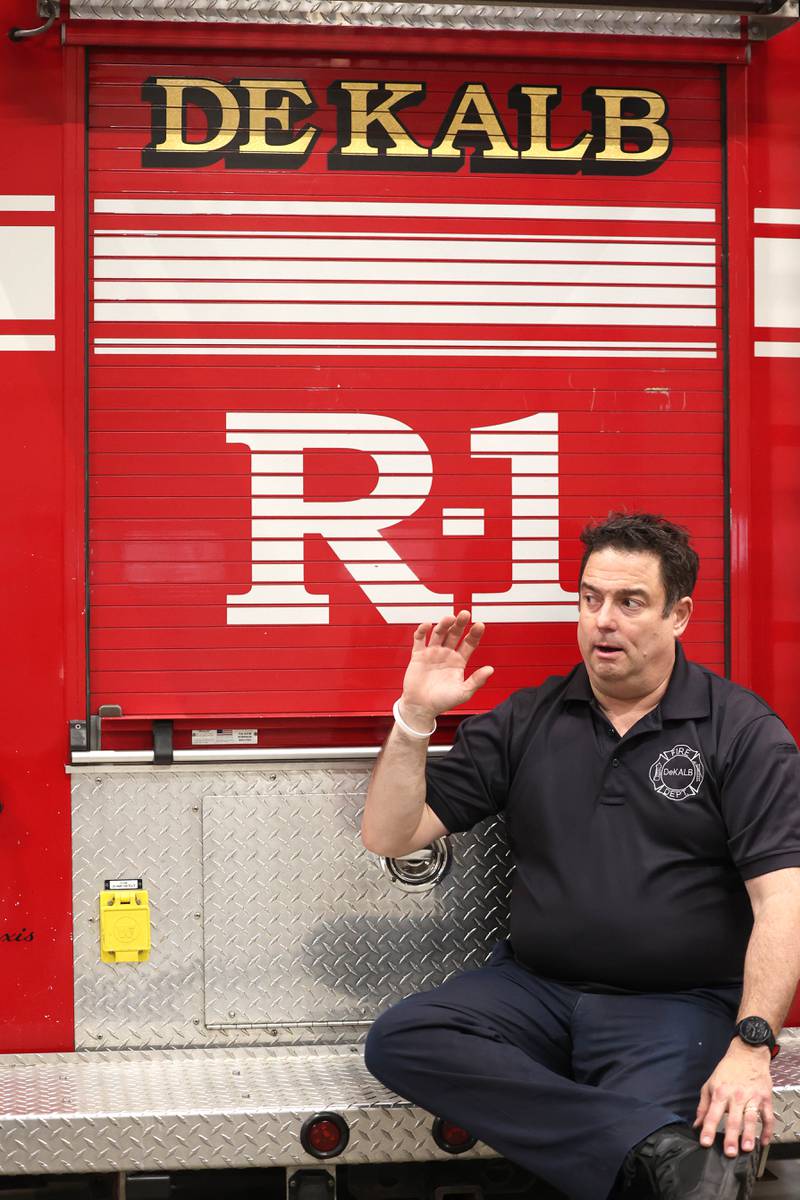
[578, 512, 699, 615]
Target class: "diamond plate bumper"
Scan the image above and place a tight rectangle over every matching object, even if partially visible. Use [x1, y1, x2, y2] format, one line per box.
[2, 1037, 800, 1176]
[0, 1045, 497, 1175]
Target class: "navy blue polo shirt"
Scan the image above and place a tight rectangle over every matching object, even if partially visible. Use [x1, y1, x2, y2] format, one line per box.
[425, 643, 800, 992]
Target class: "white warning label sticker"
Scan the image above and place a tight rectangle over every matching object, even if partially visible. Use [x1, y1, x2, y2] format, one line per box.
[191, 728, 258, 746]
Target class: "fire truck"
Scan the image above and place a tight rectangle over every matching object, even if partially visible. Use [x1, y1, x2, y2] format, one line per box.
[1, 0, 799, 1196]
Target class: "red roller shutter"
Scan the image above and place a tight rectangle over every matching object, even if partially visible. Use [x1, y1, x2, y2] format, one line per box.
[87, 47, 725, 724]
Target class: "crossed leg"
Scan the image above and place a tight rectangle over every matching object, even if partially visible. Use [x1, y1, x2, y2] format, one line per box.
[365, 945, 740, 1200]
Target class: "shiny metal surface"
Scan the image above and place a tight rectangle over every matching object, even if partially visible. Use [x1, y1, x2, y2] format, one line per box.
[202, 790, 507, 1027]
[2, 1036, 800, 1176]
[71, 767, 509, 1047]
[0, 1045, 497, 1175]
[769, 1034, 800, 1141]
[71, 746, 449, 765]
[380, 839, 453, 893]
[67, 0, 741, 36]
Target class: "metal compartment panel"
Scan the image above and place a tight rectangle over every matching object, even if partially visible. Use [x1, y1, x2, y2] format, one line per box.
[201, 788, 509, 1028]
[72, 765, 509, 1048]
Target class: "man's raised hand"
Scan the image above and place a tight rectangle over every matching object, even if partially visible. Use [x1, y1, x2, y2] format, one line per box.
[398, 611, 494, 729]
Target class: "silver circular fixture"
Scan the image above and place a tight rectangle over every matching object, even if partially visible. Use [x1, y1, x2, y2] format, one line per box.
[380, 839, 452, 892]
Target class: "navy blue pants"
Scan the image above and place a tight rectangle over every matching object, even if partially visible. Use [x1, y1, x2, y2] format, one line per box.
[365, 943, 741, 1200]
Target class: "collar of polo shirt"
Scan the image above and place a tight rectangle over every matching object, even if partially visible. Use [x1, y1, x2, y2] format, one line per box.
[562, 642, 711, 724]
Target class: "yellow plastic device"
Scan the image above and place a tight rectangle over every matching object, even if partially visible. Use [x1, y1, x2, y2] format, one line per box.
[99, 885, 151, 963]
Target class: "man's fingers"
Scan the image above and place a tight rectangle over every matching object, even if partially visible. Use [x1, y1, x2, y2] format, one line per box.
[443, 610, 472, 649]
[428, 614, 458, 646]
[423, 611, 486, 656]
[703, 1091, 770, 1157]
[740, 1106, 761, 1153]
[694, 1082, 712, 1128]
[699, 1095, 727, 1147]
[761, 1099, 775, 1146]
[462, 665, 494, 699]
[459, 620, 486, 661]
[722, 1100, 745, 1157]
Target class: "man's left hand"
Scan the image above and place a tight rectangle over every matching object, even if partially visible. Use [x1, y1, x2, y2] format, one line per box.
[693, 1040, 774, 1156]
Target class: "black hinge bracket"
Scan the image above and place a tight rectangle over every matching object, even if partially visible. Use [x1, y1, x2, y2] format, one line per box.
[153, 720, 174, 765]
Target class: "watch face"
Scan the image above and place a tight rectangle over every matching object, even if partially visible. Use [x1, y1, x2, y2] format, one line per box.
[739, 1017, 771, 1044]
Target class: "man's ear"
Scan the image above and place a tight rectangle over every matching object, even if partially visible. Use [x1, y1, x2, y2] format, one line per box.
[673, 595, 693, 637]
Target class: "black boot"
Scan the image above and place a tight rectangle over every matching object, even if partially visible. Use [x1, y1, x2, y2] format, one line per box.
[620, 1123, 756, 1199]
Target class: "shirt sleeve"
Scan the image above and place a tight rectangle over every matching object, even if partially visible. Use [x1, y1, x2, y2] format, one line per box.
[720, 712, 800, 880]
[425, 696, 516, 834]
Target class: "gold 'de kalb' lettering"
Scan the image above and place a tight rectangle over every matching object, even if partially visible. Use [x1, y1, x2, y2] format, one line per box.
[428, 83, 518, 161]
[141, 75, 672, 174]
[327, 81, 430, 161]
[141, 76, 320, 167]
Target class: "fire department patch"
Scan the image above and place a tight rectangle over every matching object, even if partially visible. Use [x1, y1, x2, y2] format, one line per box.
[649, 744, 705, 801]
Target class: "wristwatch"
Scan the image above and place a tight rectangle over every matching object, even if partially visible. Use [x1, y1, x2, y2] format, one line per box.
[734, 1016, 780, 1059]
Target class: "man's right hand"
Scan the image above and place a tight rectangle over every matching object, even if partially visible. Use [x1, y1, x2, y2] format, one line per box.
[363, 611, 491, 856]
[398, 610, 494, 729]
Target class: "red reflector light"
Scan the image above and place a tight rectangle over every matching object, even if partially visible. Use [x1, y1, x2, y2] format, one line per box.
[307, 1120, 342, 1154]
[300, 1112, 350, 1159]
[432, 1117, 477, 1154]
[440, 1122, 472, 1147]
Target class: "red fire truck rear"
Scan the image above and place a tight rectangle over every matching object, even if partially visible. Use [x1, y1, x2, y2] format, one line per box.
[1, 1, 799, 1196]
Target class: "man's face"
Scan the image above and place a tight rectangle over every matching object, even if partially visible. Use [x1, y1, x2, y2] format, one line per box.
[577, 547, 692, 700]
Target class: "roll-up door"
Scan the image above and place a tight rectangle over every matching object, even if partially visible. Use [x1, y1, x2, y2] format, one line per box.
[88, 48, 724, 723]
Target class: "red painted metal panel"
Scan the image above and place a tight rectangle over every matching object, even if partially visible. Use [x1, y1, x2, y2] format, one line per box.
[725, 62, 753, 692]
[742, 25, 800, 1028]
[0, 10, 76, 1052]
[747, 24, 800, 737]
[87, 48, 726, 724]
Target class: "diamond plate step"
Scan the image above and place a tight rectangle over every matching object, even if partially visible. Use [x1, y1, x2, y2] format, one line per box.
[0, 1045, 496, 1175]
[2, 1039, 800, 1177]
